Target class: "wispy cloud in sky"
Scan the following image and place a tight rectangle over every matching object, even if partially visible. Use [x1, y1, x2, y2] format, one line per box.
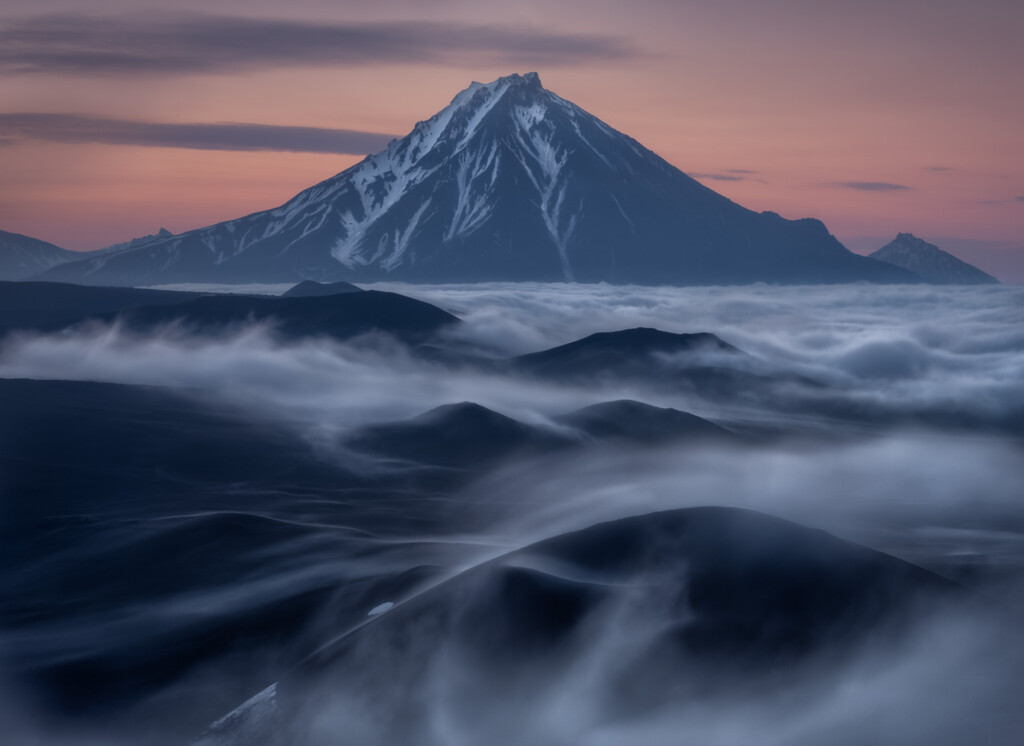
[835, 181, 913, 192]
[690, 172, 745, 182]
[0, 113, 396, 154]
[0, 12, 641, 76]
[691, 170, 767, 184]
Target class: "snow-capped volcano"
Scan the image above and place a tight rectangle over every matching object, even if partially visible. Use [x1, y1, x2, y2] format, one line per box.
[39, 73, 914, 286]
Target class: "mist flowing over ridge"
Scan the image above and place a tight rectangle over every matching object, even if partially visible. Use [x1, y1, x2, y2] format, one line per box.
[2, 280, 1024, 744]
[35, 73, 914, 287]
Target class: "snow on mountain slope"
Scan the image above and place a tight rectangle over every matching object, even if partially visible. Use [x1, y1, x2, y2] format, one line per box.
[37, 73, 915, 287]
[0, 229, 78, 280]
[869, 233, 999, 284]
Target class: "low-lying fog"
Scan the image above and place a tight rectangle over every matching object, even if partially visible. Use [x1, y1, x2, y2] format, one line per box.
[2, 282, 1022, 744]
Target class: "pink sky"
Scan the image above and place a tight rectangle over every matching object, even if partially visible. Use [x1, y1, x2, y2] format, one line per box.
[1, 0, 1021, 280]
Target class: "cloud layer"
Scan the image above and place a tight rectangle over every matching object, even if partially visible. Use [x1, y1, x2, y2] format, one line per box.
[1, 282, 1023, 744]
[0, 113, 396, 154]
[835, 181, 913, 192]
[0, 13, 640, 76]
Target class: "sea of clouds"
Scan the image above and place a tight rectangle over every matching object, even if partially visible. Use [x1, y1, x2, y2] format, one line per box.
[2, 282, 1023, 744]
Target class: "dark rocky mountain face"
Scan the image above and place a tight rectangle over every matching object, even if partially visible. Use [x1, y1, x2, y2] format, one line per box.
[0, 230, 78, 281]
[869, 233, 999, 284]
[35, 73, 915, 287]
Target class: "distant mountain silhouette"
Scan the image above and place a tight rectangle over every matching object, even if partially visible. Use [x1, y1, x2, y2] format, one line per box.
[869, 233, 999, 284]
[0, 230, 79, 280]
[96, 227, 174, 254]
[281, 280, 363, 298]
[36, 74, 916, 287]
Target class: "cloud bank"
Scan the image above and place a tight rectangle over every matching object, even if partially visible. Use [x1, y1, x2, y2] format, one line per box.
[0, 13, 640, 76]
[835, 181, 913, 192]
[0, 113, 397, 154]
[1, 282, 1023, 744]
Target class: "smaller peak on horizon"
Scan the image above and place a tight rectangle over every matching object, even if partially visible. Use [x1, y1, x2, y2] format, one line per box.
[889, 233, 941, 249]
[871, 234, 999, 284]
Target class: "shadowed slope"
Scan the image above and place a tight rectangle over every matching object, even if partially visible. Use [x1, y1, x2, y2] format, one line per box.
[92, 289, 460, 343]
[0, 280, 203, 335]
[557, 399, 730, 443]
[199, 506, 963, 745]
[347, 402, 570, 469]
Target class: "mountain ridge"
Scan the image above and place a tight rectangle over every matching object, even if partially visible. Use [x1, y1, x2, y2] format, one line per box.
[869, 233, 999, 284]
[35, 73, 916, 287]
[0, 229, 79, 281]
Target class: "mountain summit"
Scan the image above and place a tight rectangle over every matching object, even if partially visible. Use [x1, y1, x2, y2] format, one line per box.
[869, 233, 998, 284]
[39, 73, 914, 286]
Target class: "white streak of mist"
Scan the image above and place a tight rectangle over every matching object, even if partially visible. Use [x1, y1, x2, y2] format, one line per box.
[465, 433, 1024, 576]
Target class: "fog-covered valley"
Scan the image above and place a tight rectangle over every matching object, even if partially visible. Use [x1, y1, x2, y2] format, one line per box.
[2, 281, 1022, 744]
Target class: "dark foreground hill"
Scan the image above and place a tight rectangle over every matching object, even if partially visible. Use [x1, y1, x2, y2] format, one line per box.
[98, 290, 459, 343]
[197, 506, 961, 745]
[507, 327, 807, 399]
[0, 280, 203, 335]
[0, 281, 458, 344]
